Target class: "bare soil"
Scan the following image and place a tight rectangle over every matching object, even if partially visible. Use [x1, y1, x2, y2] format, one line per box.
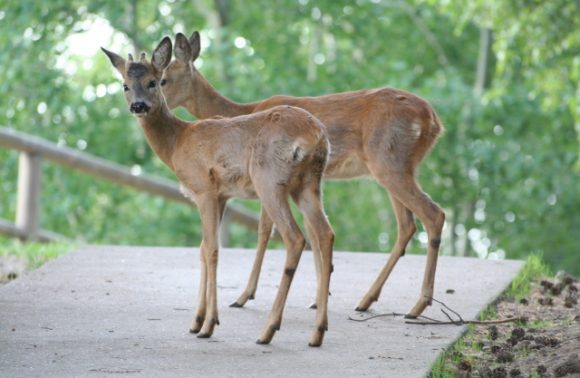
[450, 273, 580, 378]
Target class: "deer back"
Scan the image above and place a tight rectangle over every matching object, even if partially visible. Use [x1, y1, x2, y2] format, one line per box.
[172, 105, 328, 202]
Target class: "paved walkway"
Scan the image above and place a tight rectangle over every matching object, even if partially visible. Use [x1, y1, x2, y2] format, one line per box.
[0, 246, 523, 377]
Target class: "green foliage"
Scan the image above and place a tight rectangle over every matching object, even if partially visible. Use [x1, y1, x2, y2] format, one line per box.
[478, 304, 497, 322]
[508, 254, 551, 301]
[0, 1, 577, 274]
[429, 337, 472, 378]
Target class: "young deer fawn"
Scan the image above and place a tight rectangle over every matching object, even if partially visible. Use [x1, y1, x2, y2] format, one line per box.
[160, 32, 445, 319]
[102, 37, 334, 346]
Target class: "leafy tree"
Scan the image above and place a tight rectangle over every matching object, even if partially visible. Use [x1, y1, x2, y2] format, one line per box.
[0, 0, 577, 273]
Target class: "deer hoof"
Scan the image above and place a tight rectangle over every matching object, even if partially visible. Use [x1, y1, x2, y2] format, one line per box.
[308, 332, 325, 347]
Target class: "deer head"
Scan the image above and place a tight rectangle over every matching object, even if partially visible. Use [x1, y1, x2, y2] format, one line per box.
[101, 37, 173, 117]
[158, 31, 201, 109]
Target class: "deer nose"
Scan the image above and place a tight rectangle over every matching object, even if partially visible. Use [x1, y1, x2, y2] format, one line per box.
[130, 102, 150, 114]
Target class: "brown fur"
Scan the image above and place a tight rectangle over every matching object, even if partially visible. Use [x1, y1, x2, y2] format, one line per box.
[102, 38, 335, 347]
[160, 32, 446, 318]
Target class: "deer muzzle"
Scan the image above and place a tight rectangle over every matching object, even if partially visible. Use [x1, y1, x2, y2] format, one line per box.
[130, 102, 150, 115]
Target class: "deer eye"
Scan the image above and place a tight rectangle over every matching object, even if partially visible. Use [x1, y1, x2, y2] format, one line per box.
[160, 79, 167, 86]
[123, 84, 129, 92]
[147, 80, 156, 88]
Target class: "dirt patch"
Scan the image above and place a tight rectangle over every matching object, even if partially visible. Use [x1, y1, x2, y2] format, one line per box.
[451, 273, 580, 378]
[0, 255, 27, 284]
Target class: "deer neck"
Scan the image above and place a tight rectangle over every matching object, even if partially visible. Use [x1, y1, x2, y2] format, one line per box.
[185, 70, 256, 119]
[136, 105, 183, 171]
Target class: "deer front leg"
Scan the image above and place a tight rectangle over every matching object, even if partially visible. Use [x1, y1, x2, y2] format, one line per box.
[230, 207, 273, 308]
[194, 194, 224, 338]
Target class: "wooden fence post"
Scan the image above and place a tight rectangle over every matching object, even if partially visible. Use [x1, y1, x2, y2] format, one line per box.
[15, 152, 42, 241]
[1, 127, 274, 243]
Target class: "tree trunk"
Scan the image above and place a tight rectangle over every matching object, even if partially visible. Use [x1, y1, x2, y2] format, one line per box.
[128, 0, 144, 55]
[474, 28, 493, 96]
[193, 0, 232, 83]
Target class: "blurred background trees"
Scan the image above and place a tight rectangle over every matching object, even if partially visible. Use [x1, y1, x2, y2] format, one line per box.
[0, 0, 578, 273]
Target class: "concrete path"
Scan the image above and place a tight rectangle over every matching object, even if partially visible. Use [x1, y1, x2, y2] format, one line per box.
[0, 246, 523, 378]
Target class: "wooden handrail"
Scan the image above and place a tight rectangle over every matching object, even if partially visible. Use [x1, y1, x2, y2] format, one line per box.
[0, 218, 65, 242]
[0, 127, 264, 243]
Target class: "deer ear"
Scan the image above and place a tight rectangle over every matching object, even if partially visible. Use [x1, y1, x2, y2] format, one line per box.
[152, 36, 172, 73]
[101, 47, 126, 74]
[188, 31, 201, 62]
[174, 32, 193, 62]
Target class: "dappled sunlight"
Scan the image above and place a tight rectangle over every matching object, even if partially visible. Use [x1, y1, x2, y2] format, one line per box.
[0, 0, 577, 275]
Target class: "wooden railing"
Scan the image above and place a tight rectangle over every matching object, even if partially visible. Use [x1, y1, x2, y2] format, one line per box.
[0, 127, 264, 245]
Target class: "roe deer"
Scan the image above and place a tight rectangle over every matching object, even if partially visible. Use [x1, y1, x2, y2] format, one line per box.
[161, 32, 445, 318]
[101, 37, 334, 346]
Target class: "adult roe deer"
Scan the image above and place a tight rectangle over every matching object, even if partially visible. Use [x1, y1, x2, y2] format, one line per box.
[101, 37, 335, 346]
[160, 32, 445, 318]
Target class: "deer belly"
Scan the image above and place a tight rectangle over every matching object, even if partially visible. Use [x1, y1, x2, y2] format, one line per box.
[180, 180, 257, 202]
[216, 166, 258, 199]
[324, 151, 370, 179]
[224, 185, 258, 199]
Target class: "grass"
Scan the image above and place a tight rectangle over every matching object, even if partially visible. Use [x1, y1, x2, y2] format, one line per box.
[428, 253, 551, 378]
[507, 253, 551, 301]
[430, 338, 469, 377]
[0, 237, 74, 270]
[526, 319, 554, 328]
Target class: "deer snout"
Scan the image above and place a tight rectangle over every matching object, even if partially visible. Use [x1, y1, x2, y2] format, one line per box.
[130, 102, 150, 115]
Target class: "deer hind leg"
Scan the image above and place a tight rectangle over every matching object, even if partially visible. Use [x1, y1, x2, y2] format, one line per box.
[293, 183, 335, 347]
[255, 187, 305, 345]
[356, 195, 416, 311]
[230, 207, 273, 308]
[193, 194, 226, 338]
[371, 170, 444, 318]
[297, 205, 323, 311]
